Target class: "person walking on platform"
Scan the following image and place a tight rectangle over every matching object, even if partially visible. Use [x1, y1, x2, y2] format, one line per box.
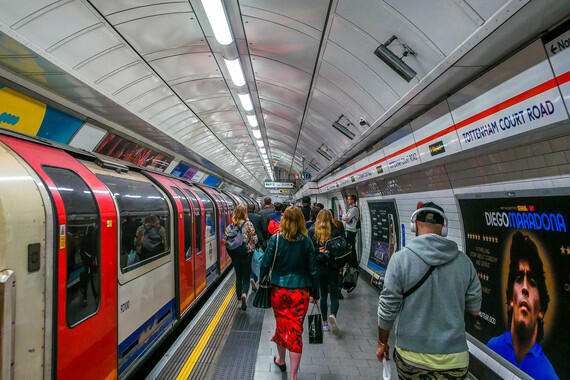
[259, 197, 274, 241]
[301, 196, 312, 221]
[342, 195, 359, 268]
[376, 202, 482, 379]
[305, 207, 319, 230]
[267, 202, 284, 236]
[260, 206, 319, 380]
[247, 203, 267, 291]
[308, 209, 342, 335]
[223, 205, 258, 311]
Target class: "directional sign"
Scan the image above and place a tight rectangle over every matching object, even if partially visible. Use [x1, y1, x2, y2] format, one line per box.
[264, 182, 294, 189]
[544, 28, 570, 57]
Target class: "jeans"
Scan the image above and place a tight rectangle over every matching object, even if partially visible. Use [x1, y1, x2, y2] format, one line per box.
[345, 230, 358, 267]
[318, 266, 340, 320]
[230, 248, 252, 300]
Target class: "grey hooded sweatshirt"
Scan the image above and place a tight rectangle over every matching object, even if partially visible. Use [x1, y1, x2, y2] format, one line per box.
[377, 233, 481, 354]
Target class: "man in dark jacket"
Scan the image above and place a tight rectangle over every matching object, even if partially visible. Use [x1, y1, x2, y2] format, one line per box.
[248, 204, 267, 251]
[258, 197, 274, 241]
[248, 204, 267, 291]
[301, 196, 311, 221]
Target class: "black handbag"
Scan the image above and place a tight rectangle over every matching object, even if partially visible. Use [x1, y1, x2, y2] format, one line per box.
[253, 234, 279, 309]
[308, 303, 323, 344]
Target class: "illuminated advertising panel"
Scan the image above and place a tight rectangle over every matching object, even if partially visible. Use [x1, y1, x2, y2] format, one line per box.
[367, 200, 400, 273]
[95, 133, 172, 171]
[459, 195, 569, 380]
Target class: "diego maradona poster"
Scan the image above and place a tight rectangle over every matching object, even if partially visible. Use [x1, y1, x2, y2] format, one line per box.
[459, 195, 569, 380]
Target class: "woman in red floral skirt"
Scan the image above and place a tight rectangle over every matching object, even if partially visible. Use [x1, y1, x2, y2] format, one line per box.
[260, 206, 319, 380]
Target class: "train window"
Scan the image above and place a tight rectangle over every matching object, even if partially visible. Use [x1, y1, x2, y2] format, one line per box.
[193, 189, 216, 238]
[97, 175, 170, 273]
[183, 189, 201, 253]
[43, 166, 101, 327]
[171, 187, 192, 260]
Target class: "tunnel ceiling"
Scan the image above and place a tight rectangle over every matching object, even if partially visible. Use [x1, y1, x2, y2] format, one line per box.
[0, 0, 563, 188]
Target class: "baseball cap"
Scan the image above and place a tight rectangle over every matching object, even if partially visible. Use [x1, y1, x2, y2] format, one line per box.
[416, 201, 445, 225]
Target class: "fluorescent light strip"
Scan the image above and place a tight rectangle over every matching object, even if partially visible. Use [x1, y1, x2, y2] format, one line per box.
[201, 0, 233, 45]
[247, 115, 258, 127]
[238, 93, 253, 111]
[252, 129, 261, 139]
[224, 58, 245, 86]
[256, 139, 264, 147]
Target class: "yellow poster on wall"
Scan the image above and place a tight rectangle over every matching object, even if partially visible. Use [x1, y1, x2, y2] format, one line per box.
[0, 86, 46, 136]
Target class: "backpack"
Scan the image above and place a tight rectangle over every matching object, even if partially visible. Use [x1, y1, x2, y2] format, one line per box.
[325, 235, 352, 268]
[226, 222, 246, 251]
[268, 219, 281, 236]
[343, 266, 359, 292]
[142, 225, 163, 255]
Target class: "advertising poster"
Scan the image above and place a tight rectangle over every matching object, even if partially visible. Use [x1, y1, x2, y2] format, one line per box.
[459, 196, 569, 380]
[95, 134, 172, 171]
[0, 85, 83, 144]
[203, 175, 221, 187]
[368, 200, 400, 273]
[171, 162, 198, 180]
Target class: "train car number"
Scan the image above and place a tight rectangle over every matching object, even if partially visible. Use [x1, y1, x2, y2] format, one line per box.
[120, 300, 130, 313]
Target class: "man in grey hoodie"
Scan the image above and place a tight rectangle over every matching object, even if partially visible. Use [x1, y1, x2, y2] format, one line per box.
[376, 202, 482, 379]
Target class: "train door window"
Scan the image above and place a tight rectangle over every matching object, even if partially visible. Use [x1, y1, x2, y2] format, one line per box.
[171, 187, 192, 260]
[194, 189, 215, 238]
[97, 175, 170, 273]
[43, 166, 101, 326]
[183, 189, 201, 254]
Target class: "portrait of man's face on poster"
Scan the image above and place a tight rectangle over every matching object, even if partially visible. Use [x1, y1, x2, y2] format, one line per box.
[487, 231, 559, 379]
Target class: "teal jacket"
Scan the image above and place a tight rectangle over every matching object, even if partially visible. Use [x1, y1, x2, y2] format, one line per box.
[260, 234, 319, 294]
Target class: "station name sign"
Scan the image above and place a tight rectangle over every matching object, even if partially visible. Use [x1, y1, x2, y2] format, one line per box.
[264, 182, 294, 189]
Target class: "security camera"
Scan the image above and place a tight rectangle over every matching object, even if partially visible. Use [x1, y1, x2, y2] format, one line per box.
[359, 117, 367, 126]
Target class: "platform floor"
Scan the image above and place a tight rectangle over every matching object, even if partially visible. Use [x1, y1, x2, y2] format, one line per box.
[151, 271, 397, 380]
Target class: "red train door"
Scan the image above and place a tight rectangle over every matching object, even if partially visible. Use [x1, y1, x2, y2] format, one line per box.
[181, 186, 207, 297]
[0, 136, 117, 380]
[145, 173, 195, 316]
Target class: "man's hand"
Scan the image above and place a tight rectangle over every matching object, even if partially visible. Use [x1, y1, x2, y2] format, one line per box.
[342, 215, 349, 221]
[376, 342, 390, 362]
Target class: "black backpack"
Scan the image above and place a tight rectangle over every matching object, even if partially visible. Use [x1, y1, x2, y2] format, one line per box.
[325, 235, 352, 268]
[142, 225, 163, 255]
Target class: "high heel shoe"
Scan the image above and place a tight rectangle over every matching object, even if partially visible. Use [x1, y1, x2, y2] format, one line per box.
[273, 356, 286, 372]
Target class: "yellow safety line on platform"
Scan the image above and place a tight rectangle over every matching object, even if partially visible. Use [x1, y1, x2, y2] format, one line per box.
[176, 284, 235, 380]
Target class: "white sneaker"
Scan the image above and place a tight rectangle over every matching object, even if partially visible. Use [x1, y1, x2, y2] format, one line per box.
[322, 322, 330, 332]
[250, 278, 258, 292]
[328, 315, 339, 335]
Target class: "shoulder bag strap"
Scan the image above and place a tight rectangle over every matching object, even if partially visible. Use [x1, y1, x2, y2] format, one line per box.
[268, 233, 280, 280]
[403, 247, 437, 299]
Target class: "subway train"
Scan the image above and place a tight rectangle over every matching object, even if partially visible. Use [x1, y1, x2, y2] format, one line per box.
[0, 131, 259, 380]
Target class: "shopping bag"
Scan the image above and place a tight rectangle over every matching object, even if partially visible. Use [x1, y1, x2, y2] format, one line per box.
[308, 304, 323, 344]
[252, 276, 272, 308]
[382, 358, 391, 379]
[251, 248, 264, 278]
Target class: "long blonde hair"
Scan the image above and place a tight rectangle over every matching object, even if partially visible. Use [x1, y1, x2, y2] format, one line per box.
[314, 209, 333, 245]
[232, 205, 248, 225]
[280, 206, 307, 241]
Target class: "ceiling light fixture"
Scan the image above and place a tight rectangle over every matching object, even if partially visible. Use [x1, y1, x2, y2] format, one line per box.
[252, 129, 261, 139]
[238, 93, 253, 111]
[256, 139, 264, 147]
[374, 35, 417, 82]
[332, 115, 356, 139]
[201, 0, 233, 45]
[308, 161, 321, 172]
[317, 144, 333, 161]
[224, 58, 246, 86]
[247, 115, 258, 127]
[260, 148, 266, 154]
